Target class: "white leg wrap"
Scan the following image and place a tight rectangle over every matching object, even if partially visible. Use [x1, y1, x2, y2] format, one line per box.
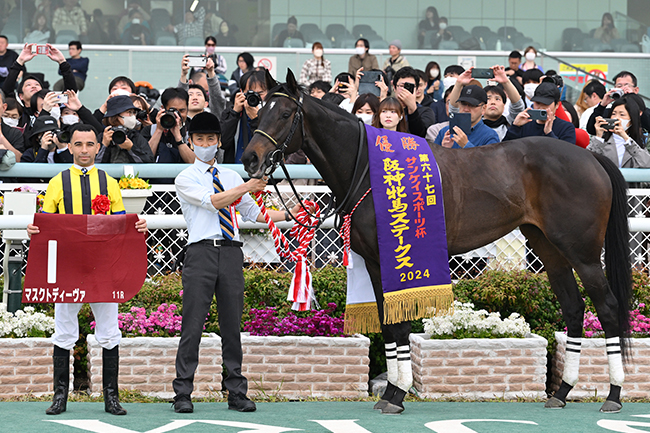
[396, 345, 412, 392]
[562, 336, 581, 387]
[385, 343, 398, 385]
[606, 337, 625, 387]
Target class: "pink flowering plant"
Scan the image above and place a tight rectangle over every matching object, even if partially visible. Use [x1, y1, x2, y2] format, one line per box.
[243, 303, 346, 337]
[579, 303, 650, 338]
[92, 303, 182, 337]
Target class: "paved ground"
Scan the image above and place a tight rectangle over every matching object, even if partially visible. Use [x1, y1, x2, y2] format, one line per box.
[3, 401, 650, 432]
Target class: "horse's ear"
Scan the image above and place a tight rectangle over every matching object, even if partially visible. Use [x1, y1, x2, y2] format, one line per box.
[264, 68, 278, 93]
[286, 69, 299, 96]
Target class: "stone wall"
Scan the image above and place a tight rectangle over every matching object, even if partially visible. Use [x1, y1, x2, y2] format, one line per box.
[411, 333, 547, 400]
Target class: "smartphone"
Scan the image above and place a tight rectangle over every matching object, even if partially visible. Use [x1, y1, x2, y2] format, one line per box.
[187, 56, 207, 68]
[402, 82, 415, 94]
[31, 45, 49, 55]
[53, 92, 68, 104]
[449, 112, 471, 138]
[358, 70, 383, 97]
[601, 118, 619, 130]
[471, 68, 494, 79]
[528, 109, 548, 121]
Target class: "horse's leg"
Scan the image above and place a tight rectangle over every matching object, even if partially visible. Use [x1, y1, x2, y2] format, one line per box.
[520, 226, 586, 409]
[381, 321, 412, 415]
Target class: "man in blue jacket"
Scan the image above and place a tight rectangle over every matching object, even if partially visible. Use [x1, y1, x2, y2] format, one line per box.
[504, 82, 576, 144]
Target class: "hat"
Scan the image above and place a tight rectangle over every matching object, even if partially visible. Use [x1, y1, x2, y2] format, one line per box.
[531, 82, 560, 105]
[104, 95, 137, 118]
[456, 85, 487, 106]
[389, 39, 402, 50]
[28, 115, 58, 139]
[188, 112, 221, 135]
[18, 73, 44, 93]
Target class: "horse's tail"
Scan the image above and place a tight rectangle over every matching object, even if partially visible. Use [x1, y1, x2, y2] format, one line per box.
[593, 153, 632, 359]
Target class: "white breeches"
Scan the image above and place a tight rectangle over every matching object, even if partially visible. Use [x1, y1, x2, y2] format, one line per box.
[51, 303, 121, 350]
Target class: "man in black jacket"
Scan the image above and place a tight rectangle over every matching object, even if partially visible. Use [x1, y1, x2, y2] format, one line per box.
[392, 67, 435, 137]
[0, 89, 24, 159]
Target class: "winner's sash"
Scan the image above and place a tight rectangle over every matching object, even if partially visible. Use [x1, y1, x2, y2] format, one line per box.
[345, 126, 453, 331]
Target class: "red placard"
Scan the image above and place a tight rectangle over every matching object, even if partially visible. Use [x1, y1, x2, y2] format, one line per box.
[23, 213, 147, 303]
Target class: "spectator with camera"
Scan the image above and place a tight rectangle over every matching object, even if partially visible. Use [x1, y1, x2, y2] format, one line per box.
[426, 86, 455, 145]
[504, 82, 576, 144]
[348, 38, 378, 76]
[0, 89, 23, 160]
[197, 36, 227, 76]
[221, 69, 276, 163]
[96, 95, 153, 163]
[587, 97, 650, 168]
[392, 67, 434, 137]
[20, 115, 72, 163]
[178, 54, 226, 120]
[382, 40, 409, 84]
[141, 88, 194, 164]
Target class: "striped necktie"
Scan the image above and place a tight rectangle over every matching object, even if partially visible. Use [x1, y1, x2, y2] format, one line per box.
[209, 167, 234, 240]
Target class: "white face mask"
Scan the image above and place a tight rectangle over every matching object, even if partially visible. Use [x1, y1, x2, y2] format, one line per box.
[525, 52, 536, 62]
[355, 46, 366, 55]
[442, 76, 457, 90]
[2, 117, 19, 127]
[524, 83, 538, 100]
[430, 69, 439, 79]
[121, 114, 137, 130]
[206, 46, 216, 54]
[49, 105, 61, 120]
[618, 118, 630, 130]
[356, 113, 373, 125]
[193, 143, 219, 162]
[313, 49, 323, 58]
[61, 114, 79, 125]
[439, 22, 448, 30]
[132, 18, 141, 25]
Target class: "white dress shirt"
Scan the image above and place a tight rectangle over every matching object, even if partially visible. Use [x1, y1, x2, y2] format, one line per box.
[175, 158, 261, 244]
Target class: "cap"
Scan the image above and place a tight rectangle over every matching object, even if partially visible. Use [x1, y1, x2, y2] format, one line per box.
[389, 39, 402, 50]
[188, 111, 221, 135]
[104, 95, 137, 118]
[455, 85, 487, 106]
[28, 115, 58, 139]
[531, 82, 560, 105]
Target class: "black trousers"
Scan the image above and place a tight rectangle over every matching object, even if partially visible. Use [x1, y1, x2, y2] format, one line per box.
[173, 242, 247, 396]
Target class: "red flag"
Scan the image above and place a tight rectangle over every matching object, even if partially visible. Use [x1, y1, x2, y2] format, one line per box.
[23, 213, 147, 303]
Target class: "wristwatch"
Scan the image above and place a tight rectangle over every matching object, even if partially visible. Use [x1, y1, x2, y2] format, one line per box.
[285, 211, 291, 221]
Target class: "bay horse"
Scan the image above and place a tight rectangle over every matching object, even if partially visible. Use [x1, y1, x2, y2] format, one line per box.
[241, 70, 632, 414]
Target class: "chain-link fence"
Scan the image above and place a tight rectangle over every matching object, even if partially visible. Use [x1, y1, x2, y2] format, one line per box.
[2, 184, 650, 279]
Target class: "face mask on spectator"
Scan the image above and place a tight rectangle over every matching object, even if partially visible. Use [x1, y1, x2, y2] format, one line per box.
[313, 49, 323, 58]
[439, 22, 448, 30]
[524, 83, 538, 100]
[50, 106, 61, 120]
[430, 69, 439, 79]
[619, 119, 630, 130]
[206, 46, 216, 54]
[2, 117, 19, 127]
[525, 52, 536, 62]
[355, 46, 365, 55]
[442, 76, 457, 90]
[356, 113, 373, 124]
[61, 114, 79, 125]
[193, 143, 219, 162]
[132, 18, 141, 25]
[111, 89, 131, 97]
[121, 114, 137, 130]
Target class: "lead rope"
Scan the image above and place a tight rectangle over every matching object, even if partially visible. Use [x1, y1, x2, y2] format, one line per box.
[254, 191, 321, 311]
[340, 187, 372, 267]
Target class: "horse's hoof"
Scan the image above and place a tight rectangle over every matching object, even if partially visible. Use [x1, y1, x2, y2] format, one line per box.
[600, 400, 622, 413]
[380, 402, 404, 415]
[373, 400, 388, 411]
[544, 396, 566, 409]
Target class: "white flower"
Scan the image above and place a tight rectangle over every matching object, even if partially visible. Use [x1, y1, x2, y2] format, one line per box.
[0, 304, 55, 338]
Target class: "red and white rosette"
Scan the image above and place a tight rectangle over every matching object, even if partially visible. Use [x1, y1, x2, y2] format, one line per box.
[254, 192, 320, 311]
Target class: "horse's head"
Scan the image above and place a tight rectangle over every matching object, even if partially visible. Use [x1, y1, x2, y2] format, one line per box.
[241, 69, 305, 178]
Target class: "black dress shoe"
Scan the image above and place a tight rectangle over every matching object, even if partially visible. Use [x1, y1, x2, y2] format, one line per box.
[228, 393, 256, 412]
[173, 394, 194, 413]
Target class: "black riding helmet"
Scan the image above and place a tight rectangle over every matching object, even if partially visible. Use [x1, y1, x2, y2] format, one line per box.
[188, 112, 221, 135]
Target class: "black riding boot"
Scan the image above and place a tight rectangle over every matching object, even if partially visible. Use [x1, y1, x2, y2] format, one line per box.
[46, 346, 69, 415]
[103, 346, 127, 415]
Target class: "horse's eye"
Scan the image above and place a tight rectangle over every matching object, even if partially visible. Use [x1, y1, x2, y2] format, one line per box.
[282, 112, 291, 119]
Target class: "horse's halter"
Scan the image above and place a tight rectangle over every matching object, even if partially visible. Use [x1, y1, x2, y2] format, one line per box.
[253, 92, 305, 177]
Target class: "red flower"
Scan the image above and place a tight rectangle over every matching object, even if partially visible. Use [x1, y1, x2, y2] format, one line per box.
[92, 194, 111, 215]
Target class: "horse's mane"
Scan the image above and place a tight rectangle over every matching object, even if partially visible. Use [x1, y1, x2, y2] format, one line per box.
[266, 82, 359, 123]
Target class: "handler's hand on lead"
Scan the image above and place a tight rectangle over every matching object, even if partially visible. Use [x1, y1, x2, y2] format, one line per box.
[246, 177, 267, 193]
[135, 217, 147, 234]
[27, 223, 39, 238]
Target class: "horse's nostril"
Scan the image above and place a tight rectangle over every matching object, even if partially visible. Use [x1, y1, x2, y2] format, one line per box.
[243, 152, 259, 172]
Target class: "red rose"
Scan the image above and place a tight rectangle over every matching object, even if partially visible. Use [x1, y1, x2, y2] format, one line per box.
[92, 194, 111, 215]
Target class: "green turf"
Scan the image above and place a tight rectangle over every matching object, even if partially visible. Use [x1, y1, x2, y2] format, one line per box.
[2, 401, 650, 432]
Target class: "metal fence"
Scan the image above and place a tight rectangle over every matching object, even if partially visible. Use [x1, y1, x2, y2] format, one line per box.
[2, 182, 650, 279]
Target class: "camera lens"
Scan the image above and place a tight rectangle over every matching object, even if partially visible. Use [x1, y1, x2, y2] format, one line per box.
[245, 91, 261, 107]
[612, 91, 621, 100]
[160, 113, 176, 129]
[112, 126, 127, 144]
[54, 129, 70, 143]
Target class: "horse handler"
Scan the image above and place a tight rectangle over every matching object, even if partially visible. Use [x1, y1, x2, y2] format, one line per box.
[172, 112, 300, 413]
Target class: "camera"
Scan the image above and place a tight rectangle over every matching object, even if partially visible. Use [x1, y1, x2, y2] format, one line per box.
[402, 82, 415, 94]
[602, 118, 619, 130]
[542, 74, 564, 88]
[111, 125, 128, 145]
[160, 108, 180, 129]
[245, 90, 262, 107]
[611, 89, 624, 100]
[54, 129, 70, 143]
[136, 109, 149, 122]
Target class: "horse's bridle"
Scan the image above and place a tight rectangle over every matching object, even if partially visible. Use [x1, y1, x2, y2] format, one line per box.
[252, 91, 370, 229]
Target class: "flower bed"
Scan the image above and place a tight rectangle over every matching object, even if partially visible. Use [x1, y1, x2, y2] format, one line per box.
[87, 333, 222, 399]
